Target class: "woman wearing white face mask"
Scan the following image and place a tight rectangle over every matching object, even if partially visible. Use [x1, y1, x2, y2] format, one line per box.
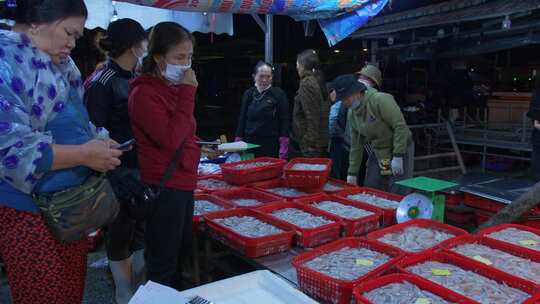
[84, 18, 147, 304]
[128, 22, 201, 290]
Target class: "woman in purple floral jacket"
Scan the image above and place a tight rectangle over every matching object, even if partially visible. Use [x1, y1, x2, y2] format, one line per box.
[0, 1, 123, 303]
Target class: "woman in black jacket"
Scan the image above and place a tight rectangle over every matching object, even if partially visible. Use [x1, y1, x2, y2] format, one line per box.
[84, 18, 147, 304]
[235, 61, 290, 159]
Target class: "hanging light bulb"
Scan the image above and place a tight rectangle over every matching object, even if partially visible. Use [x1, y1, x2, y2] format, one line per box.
[6, 0, 17, 8]
[437, 29, 445, 38]
[387, 37, 394, 46]
[111, 0, 119, 22]
[502, 15, 511, 30]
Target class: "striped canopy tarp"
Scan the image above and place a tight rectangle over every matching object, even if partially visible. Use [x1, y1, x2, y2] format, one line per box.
[118, 0, 390, 45]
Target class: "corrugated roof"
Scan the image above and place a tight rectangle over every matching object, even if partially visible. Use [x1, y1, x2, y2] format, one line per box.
[352, 0, 540, 38]
[438, 33, 540, 57]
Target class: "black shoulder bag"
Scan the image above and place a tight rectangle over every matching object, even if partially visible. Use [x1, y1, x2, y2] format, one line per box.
[113, 140, 187, 220]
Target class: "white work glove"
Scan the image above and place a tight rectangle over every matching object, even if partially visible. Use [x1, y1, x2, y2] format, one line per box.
[347, 175, 358, 185]
[391, 157, 404, 176]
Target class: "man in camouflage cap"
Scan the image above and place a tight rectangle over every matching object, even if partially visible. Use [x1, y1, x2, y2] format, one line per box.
[356, 64, 383, 89]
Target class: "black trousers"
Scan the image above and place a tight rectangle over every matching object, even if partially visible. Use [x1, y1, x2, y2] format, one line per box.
[145, 188, 194, 289]
[106, 203, 145, 261]
[245, 136, 279, 158]
[329, 137, 349, 180]
[329, 137, 368, 184]
[106, 168, 145, 261]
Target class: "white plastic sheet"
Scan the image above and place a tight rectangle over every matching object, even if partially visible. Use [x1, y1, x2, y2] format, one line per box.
[178, 270, 317, 304]
[129, 270, 317, 304]
[84, 0, 233, 35]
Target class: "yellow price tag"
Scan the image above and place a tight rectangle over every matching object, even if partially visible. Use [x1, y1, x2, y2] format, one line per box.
[472, 255, 493, 265]
[431, 268, 451, 276]
[355, 258, 374, 266]
[415, 298, 431, 304]
[519, 240, 538, 246]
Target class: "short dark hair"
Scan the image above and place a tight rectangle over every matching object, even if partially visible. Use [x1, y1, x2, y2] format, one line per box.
[141, 22, 195, 75]
[0, 0, 88, 24]
[253, 61, 273, 76]
[99, 18, 146, 59]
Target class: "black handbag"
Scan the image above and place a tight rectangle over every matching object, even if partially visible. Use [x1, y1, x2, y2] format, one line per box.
[111, 140, 187, 220]
[33, 174, 120, 243]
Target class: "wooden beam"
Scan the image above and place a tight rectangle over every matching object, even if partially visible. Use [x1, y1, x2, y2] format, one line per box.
[414, 152, 457, 161]
[353, 0, 540, 38]
[414, 166, 463, 176]
[476, 182, 540, 231]
[446, 121, 467, 174]
[364, 0, 490, 28]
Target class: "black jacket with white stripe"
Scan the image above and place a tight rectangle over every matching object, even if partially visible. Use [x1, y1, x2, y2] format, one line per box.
[84, 60, 138, 168]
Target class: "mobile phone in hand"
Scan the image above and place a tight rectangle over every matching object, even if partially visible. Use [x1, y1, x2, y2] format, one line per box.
[113, 139, 135, 151]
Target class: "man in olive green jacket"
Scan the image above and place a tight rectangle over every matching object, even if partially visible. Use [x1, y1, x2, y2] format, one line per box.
[336, 68, 414, 195]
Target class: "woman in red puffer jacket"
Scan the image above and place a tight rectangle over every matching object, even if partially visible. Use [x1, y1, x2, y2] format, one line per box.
[128, 22, 200, 289]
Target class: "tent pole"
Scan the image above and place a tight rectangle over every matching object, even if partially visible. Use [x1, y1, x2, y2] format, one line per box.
[265, 14, 274, 64]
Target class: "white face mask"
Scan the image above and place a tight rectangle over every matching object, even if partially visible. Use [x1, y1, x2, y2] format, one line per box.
[162, 62, 191, 84]
[351, 97, 362, 109]
[132, 47, 147, 70]
[136, 52, 147, 70]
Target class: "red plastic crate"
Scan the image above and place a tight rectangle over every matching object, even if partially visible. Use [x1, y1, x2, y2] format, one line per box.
[253, 178, 323, 201]
[197, 175, 240, 193]
[477, 224, 540, 256]
[291, 237, 403, 304]
[464, 192, 540, 215]
[442, 190, 463, 206]
[322, 178, 357, 194]
[220, 157, 286, 185]
[441, 234, 540, 285]
[193, 194, 235, 231]
[283, 158, 332, 189]
[212, 188, 285, 209]
[520, 219, 540, 230]
[475, 209, 492, 226]
[366, 219, 468, 255]
[476, 210, 540, 228]
[445, 208, 475, 225]
[295, 194, 382, 237]
[475, 210, 540, 230]
[257, 201, 342, 248]
[203, 208, 294, 258]
[335, 187, 403, 226]
[397, 251, 540, 304]
[353, 273, 472, 304]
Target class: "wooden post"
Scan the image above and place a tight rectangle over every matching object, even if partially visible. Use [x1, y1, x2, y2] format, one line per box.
[445, 121, 467, 174]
